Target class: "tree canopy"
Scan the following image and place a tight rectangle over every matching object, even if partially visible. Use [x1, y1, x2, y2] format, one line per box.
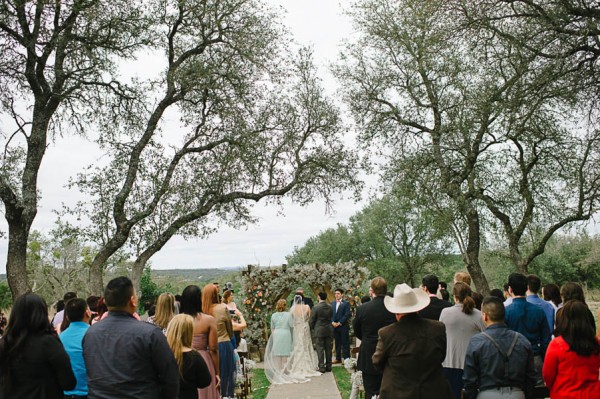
[334, 0, 600, 293]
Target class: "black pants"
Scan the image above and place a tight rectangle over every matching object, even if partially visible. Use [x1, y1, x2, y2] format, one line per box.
[362, 372, 383, 399]
[333, 326, 350, 360]
[315, 335, 332, 370]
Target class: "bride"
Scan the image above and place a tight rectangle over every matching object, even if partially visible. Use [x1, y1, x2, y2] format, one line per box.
[264, 294, 320, 384]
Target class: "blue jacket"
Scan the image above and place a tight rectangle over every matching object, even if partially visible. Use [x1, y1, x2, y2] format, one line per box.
[505, 297, 551, 356]
[331, 300, 350, 328]
[526, 294, 555, 333]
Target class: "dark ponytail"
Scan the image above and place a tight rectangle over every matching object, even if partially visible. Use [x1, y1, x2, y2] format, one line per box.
[454, 282, 475, 315]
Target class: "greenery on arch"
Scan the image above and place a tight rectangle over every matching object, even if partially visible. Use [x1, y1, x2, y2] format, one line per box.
[241, 262, 369, 347]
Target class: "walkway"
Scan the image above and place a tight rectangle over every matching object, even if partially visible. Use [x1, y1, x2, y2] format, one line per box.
[264, 371, 342, 399]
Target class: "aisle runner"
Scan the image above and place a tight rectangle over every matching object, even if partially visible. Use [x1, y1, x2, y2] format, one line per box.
[264, 371, 342, 399]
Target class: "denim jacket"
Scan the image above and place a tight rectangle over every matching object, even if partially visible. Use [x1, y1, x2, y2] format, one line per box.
[463, 323, 537, 399]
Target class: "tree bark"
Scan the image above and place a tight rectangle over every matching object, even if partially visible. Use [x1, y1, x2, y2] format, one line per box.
[89, 232, 130, 295]
[463, 206, 490, 296]
[131, 257, 146, 300]
[5, 218, 32, 298]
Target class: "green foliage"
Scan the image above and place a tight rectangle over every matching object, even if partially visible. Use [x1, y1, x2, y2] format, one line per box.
[0, 283, 12, 310]
[140, 267, 161, 302]
[529, 234, 600, 289]
[25, 225, 95, 303]
[139, 266, 175, 313]
[479, 233, 600, 290]
[286, 224, 365, 266]
[287, 184, 455, 287]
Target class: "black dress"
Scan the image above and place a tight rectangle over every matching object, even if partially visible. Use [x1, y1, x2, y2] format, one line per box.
[0, 333, 76, 399]
[179, 350, 212, 399]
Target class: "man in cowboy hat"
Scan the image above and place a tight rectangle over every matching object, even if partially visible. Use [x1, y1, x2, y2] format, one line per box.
[372, 283, 453, 399]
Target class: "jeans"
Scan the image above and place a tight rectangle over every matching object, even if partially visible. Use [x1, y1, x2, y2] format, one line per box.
[478, 387, 524, 399]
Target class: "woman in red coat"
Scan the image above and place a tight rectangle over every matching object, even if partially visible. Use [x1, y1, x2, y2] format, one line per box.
[542, 300, 600, 399]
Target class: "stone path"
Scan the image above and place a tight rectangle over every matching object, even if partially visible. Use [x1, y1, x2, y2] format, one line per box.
[258, 363, 557, 399]
[264, 370, 342, 399]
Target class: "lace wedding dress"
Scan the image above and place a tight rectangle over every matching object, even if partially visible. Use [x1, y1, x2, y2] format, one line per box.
[264, 295, 320, 384]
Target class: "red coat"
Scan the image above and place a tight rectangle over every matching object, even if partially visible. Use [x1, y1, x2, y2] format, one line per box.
[542, 336, 600, 399]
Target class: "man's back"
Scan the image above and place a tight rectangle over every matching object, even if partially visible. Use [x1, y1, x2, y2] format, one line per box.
[82, 311, 179, 399]
[420, 297, 452, 320]
[505, 298, 550, 355]
[353, 296, 395, 374]
[463, 323, 536, 399]
[372, 313, 452, 399]
[310, 301, 333, 337]
[526, 294, 555, 333]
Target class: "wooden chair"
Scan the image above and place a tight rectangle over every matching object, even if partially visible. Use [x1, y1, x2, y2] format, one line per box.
[235, 351, 251, 399]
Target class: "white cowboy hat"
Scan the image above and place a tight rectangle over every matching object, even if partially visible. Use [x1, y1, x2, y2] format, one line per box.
[384, 283, 431, 314]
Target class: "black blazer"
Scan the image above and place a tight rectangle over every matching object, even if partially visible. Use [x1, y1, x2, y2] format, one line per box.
[353, 296, 396, 375]
[419, 296, 452, 321]
[310, 301, 333, 337]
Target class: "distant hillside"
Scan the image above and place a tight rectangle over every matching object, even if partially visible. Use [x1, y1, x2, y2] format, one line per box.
[152, 268, 240, 282]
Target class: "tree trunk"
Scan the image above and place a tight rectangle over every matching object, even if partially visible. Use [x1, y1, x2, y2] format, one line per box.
[89, 233, 129, 295]
[464, 207, 490, 296]
[5, 219, 32, 298]
[131, 257, 148, 300]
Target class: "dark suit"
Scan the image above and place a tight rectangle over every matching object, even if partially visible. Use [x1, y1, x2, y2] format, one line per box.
[372, 313, 452, 399]
[353, 296, 396, 399]
[419, 296, 452, 320]
[290, 296, 314, 309]
[309, 301, 334, 371]
[331, 300, 350, 361]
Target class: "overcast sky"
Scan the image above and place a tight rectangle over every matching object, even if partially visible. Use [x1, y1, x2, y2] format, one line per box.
[0, 1, 372, 272]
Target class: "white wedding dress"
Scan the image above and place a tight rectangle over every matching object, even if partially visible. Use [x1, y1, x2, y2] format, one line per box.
[264, 295, 321, 384]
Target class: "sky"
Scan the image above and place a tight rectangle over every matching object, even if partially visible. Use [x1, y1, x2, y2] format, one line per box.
[0, 1, 370, 272]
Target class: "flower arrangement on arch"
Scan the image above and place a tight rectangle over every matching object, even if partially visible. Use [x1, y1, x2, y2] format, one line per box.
[241, 262, 370, 347]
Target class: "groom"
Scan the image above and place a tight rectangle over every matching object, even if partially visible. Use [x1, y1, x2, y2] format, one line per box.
[331, 288, 350, 363]
[309, 292, 333, 372]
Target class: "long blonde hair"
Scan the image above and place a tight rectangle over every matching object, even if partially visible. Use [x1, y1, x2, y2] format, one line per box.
[166, 314, 194, 376]
[154, 293, 175, 329]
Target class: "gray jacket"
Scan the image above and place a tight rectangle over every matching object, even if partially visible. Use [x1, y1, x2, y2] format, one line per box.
[310, 301, 333, 337]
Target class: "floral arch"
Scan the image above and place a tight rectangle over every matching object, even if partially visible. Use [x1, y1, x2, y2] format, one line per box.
[241, 262, 369, 348]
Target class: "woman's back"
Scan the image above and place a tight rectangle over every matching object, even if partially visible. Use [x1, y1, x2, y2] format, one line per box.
[440, 305, 485, 368]
[213, 303, 232, 342]
[192, 312, 214, 335]
[543, 336, 600, 398]
[1, 332, 75, 399]
[271, 311, 292, 329]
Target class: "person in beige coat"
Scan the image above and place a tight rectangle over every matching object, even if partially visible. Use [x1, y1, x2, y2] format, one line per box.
[372, 283, 453, 399]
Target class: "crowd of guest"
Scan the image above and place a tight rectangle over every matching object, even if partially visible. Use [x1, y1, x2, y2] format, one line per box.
[350, 272, 600, 399]
[0, 270, 598, 399]
[0, 277, 247, 399]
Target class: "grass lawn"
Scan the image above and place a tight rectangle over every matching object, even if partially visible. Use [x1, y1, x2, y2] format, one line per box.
[250, 368, 270, 399]
[332, 367, 353, 399]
